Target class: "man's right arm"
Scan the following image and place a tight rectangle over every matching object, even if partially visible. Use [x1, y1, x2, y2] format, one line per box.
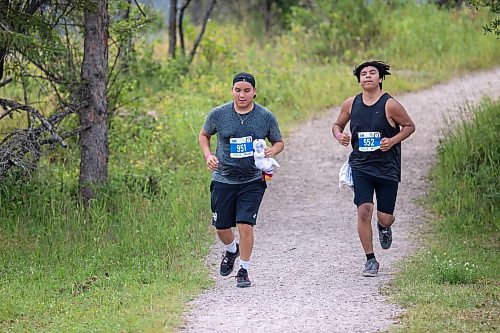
[332, 97, 353, 147]
[199, 128, 219, 171]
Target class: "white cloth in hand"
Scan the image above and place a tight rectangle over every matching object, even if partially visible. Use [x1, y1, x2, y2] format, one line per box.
[339, 160, 353, 191]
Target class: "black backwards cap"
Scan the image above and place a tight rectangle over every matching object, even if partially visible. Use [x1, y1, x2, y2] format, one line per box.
[232, 72, 256, 88]
[353, 60, 391, 83]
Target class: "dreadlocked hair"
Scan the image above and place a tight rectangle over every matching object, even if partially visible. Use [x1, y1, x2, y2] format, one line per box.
[353, 61, 391, 89]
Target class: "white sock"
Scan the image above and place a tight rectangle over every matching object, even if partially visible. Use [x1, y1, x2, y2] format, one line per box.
[225, 240, 237, 253]
[239, 260, 250, 271]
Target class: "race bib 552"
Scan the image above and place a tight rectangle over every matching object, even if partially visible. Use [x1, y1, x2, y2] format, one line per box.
[358, 132, 381, 152]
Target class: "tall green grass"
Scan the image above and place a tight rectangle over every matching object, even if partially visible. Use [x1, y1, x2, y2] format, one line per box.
[371, 3, 499, 77]
[0, 165, 213, 331]
[1, 1, 499, 331]
[391, 99, 499, 332]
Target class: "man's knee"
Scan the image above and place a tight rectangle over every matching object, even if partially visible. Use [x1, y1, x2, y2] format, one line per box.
[237, 222, 253, 234]
[217, 228, 234, 244]
[377, 212, 395, 227]
[357, 203, 373, 221]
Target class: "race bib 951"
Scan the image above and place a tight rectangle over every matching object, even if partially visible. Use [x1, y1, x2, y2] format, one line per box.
[230, 136, 253, 158]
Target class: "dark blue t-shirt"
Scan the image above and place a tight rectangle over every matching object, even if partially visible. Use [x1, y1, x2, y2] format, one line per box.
[203, 102, 282, 184]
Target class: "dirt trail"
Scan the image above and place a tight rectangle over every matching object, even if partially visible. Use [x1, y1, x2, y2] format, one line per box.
[180, 69, 500, 333]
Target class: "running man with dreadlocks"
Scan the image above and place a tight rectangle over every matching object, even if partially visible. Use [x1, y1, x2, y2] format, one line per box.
[332, 61, 415, 277]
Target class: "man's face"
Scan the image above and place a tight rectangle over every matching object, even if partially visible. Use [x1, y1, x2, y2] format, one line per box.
[232, 81, 255, 109]
[359, 66, 381, 90]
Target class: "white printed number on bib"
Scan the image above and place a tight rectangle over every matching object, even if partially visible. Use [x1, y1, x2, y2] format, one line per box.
[230, 136, 253, 158]
[358, 132, 381, 152]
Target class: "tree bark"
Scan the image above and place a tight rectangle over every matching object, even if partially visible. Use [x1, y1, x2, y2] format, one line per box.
[79, 0, 109, 206]
[0, 0, 9, 80]
[178, 0, 192, 56]
[168, 0, 177, 58]
[120, 0, 132, 73]
[188, 0, 216, 65]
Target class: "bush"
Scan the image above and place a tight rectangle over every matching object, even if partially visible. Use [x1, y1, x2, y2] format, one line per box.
[287, 0, 379, 61]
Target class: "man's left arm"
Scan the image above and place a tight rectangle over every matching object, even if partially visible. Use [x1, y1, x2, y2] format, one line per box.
[381, 98, 416, 152]
[265, 140, 284, 158]
[265, 113, 284, 157]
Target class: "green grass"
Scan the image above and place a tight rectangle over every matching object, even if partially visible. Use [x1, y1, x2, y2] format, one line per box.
[370, 2, 500, 79]
[391, 99, 500, 332]
[1, 1, 499, 331]
[0, 166, 215, 331]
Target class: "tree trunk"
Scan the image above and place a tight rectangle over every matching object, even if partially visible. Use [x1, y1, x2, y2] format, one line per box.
[0, 0, 9, 80]
[178, 0, 192, 56]
[188, 0, 216, 65]
[120, 0, 132, 73]
[79, 0, 109, 206]
[168, 0, 177, 58]
[264, 0, 272, 35]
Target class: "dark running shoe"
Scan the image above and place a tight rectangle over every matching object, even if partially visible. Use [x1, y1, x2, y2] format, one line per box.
[235, 268, 251, 288]
[362, 258, 380, 277]
[378, 222, 393, 250]
[220, 243, 239, 276]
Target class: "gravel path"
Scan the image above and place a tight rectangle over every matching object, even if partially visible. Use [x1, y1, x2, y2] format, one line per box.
[180, 69, 500, 333]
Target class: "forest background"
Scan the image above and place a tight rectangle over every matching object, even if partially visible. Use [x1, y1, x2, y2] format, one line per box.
[0, 0, 498, 331]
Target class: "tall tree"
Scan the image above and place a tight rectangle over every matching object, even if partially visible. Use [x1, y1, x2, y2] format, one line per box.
[169, 0, 217, 65]
[178, 0, 192, 56]
[187, 0, 216, 65]
[79, 0, 109, 205]
[119, 0, 133, 72]
[0, 0, 152, 202]
[263, 0, 273, 34]
[168, 0, 177, 57]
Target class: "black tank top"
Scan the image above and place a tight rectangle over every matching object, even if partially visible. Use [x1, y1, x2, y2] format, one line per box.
[348, 92, 401, 182]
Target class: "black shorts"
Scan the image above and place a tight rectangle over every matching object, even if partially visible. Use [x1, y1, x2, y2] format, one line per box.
[210, 179, 267, 230]
[352, 169, 399, 215]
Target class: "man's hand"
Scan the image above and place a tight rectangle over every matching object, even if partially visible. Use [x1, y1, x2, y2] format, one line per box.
[336, 132, 351, 147]
[380, 137, 394, 151]
[206, 154, 219, 171]
[264, 147, 274, 158]
[265, 141, 284, 158]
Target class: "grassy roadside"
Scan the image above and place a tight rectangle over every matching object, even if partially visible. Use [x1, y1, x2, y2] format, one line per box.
[391, 99, 499, 332]
[0, 166, 214, 332]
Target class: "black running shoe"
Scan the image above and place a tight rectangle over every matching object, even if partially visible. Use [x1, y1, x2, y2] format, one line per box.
[220, 243, 239, 276]
[378, 223, 392, 249]
[235, 268, 251, 288]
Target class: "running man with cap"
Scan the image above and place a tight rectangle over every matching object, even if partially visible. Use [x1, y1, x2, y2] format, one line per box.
[332, 61, 415, 277]
[199, 72, 284, 287]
